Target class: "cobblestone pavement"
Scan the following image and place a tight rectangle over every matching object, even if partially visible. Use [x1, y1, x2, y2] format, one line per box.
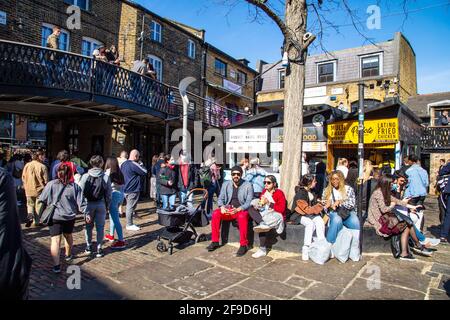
[22, 197, 450, 300]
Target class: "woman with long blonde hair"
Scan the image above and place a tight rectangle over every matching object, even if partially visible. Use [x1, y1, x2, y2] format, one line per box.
[363, 160, 374, 182]
[322, 171, 360, 259]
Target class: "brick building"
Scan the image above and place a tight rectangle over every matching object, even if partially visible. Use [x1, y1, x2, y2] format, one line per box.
[257, 32, 417, 113]
[118, 1, 204, 95]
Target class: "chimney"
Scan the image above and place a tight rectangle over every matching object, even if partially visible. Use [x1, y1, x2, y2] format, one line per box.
[238, 58, 250, 67]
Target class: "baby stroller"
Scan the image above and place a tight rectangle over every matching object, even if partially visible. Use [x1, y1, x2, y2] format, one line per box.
[156, 188, 209, 255]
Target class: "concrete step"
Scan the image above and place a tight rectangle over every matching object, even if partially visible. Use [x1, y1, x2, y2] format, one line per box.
[221, 221, 392, 254]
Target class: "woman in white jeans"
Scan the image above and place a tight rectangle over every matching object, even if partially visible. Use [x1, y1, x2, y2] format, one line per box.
[292, 174, 326, 261]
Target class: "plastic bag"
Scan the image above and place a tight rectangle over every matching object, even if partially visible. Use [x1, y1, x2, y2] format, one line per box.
[331, 227, 353, 263]
[348, 229, 361, 262]
[309, 239, 332, 265]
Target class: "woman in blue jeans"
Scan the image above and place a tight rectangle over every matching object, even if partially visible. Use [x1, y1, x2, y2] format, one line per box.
[159, 156, 177, 210]
[322, 171, 360, 245]
[104, 157, 126, 249]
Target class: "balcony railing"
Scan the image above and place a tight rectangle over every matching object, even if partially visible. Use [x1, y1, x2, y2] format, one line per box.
[421, 126, 450, 151]
[0, 39, 248, 127]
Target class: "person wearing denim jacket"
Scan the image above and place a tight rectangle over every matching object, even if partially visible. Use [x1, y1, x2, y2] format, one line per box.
[405, 155, 429, 200]
[244, 158, 267, 199]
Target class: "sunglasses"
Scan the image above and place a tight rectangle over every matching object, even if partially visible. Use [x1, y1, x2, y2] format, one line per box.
[264, 181, 273, 185]
[231, 172, 241, 177]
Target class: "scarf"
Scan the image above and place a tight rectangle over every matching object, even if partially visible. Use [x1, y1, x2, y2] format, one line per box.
[180, 164, 189, 188]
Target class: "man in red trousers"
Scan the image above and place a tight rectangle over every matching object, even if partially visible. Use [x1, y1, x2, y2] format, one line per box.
[206, 166, 254, 256]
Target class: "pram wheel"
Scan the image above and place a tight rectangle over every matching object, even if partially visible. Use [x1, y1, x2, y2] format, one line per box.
[195, 233, 208, 243]
[156, 241, 168, 253]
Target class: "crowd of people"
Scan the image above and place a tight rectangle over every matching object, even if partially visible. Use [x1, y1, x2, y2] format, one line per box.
[0, 147, 448, 291]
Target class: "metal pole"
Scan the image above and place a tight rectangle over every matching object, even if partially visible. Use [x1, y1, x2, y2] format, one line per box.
[165, 121, 169, 155]
[179, 77, 196, 157]
[139, 14, 145, 61]
[357, 82, 365, 251]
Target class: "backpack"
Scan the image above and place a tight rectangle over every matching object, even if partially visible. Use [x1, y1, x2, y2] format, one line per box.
[12, 162, 23, 179]
[437, 175, 449, 193]
[198, 166, 212, 188]
[83, 175, 106, 202]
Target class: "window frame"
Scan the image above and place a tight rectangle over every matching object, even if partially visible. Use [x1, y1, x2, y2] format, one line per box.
[360, 53, 383, 78]
[81, 36, 103, 57]
[316, 60, 336, 84]
[64, 0, 90, 11]
[278, 69, 286, 89]
[214, 58, 227, 77]
[150, 20, 162, 43]
[187, 39, 196, 59]
[236, 70, 247, 85]
[148, 54, 163, 81]
[41, 23, 70, 51]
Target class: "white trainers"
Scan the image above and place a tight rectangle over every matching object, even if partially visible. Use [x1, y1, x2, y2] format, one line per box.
[302, 246, 309, 261]
[420, 238, 440, 247]
[126, 225, 141, 231]
[253, 224, 271, 233]
[252, 248, 267, 258]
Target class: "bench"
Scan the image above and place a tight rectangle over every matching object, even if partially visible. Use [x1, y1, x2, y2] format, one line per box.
[221, 221, 391, 253]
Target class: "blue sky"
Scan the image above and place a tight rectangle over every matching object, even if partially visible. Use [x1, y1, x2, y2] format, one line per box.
[135, 0, 450, 94]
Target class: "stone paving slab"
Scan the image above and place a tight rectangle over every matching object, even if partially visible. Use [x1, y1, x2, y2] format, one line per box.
[239, 277, 302, 300]
[428, 288, 450, 300]
[337, 278, 425, 300]
[300, 282, 342, 300]
[359, 255, 432, 293]
[284, 275, 315, 289]
[207, 285, 277, 300]
[113, 259, 214, 285]
[166, 266, 248, 299]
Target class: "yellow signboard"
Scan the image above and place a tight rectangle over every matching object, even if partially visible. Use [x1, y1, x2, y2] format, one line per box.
[328, 118, 399, 144]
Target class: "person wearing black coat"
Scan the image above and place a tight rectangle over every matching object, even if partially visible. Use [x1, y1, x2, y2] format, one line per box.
[0, 168, 32, 299]
[159, 156, 177, 210]
[439, 162, 450, 243]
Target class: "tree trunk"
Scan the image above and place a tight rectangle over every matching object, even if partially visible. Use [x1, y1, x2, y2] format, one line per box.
[280, 0, 307, 208]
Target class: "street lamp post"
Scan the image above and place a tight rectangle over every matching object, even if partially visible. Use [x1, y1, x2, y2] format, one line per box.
[357, 82, 366, 251]
[179, 77, 196, 157]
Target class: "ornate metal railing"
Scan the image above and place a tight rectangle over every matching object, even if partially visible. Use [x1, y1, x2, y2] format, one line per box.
[0, 40, 249, 127]
[421, 126, 450, 151]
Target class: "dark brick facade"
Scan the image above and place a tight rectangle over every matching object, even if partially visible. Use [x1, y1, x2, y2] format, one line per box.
[0, 0, 121, 55]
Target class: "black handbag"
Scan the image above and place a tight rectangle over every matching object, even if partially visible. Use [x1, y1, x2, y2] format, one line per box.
[332, 190, 351, 220]
[39, 184, 67, 226]
[392, 205, 414, 226]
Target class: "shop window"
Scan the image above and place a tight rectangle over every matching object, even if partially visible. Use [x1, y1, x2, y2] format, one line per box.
[150, 21, 162, 43]
[317, 62, 335, 83]
[0, 113, 12, 139]
[215, 59, 227, 77]
[361, 54, 382, 78]
[41, 23, 70, 51]
[68, 124, 79, 155]
[27, 121, 47, 141]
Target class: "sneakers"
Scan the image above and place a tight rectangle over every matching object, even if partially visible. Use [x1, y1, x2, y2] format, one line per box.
[440, 237, 448, 244]
[400, 254, 416, 261]
[236, 245, 248, 257]
[420, 238, 440, 247]
[126, 225, 141, 231]
[52, 265, 61, 273]
[111, 240, 126, 249]
[96, 249, 104, 258]
[105, 234, 115, 242]
[413, 245, 433, 257]
[302, 245, 309, 261]
[252, 248, 267, 258]
[206, 242, 220, 252]
[253, 223, 271, 233]
[85, 246, 93, 255]
[65, 255, 74, 263]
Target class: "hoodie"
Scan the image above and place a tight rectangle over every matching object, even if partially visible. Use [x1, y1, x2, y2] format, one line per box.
[79, 168, 112, 208]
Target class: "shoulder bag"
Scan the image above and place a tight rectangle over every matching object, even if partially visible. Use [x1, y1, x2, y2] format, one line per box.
[39, 184, 67, 226]
[332, 190, 351, 220]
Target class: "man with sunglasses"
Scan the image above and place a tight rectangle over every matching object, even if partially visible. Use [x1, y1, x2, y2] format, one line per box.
[206, 166, 254, 256]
